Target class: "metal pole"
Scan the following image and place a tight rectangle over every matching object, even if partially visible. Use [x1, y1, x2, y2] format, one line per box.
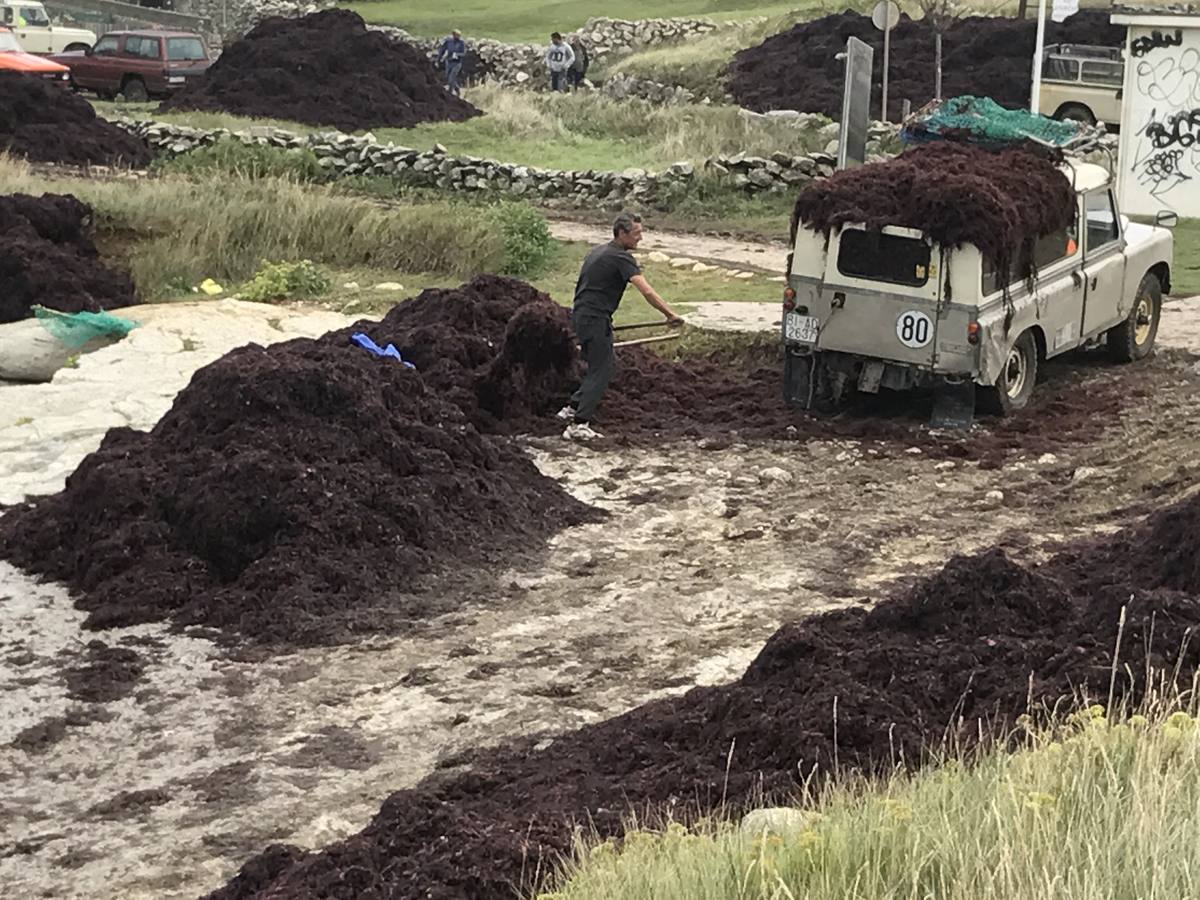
[882, 23, 891, 122]
[1030, 0, 1047, 113]
[935, 31, 943, 100]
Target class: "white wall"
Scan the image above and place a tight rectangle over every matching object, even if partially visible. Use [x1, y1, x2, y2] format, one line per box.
[1118, 17, 1200, 217]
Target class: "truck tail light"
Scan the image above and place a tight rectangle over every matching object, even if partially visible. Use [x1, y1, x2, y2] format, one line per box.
[967, 322, 980, 345]
[783, 287, 796, 311]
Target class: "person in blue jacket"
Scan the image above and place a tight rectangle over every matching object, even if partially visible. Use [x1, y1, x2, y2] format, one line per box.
[437, 29, 466, 96]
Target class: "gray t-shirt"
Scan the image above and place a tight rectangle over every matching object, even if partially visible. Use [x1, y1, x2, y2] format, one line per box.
[572, 241, 641, 318]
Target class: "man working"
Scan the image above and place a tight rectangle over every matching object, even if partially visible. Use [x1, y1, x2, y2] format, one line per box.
[437, 29, 466, 96]
[559, 213, 684, 441]
[544, 32, 574, 93]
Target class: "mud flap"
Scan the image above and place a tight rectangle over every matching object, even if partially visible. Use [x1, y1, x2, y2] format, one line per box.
[930, 379, 976, 431]
[783, 351, 814, 409]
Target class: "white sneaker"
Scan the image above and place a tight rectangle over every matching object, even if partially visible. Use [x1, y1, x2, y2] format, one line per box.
[555, 405, 575, 422]
[563, 422, 603, 441]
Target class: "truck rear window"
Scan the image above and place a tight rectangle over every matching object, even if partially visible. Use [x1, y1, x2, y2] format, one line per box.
[167, 37, 205, 60]
[837, 230, 930, 287]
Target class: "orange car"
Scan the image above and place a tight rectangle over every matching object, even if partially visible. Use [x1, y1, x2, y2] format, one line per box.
[0, 25, 69, 86]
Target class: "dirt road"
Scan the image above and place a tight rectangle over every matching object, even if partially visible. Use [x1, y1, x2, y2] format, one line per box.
[2, 305, 1199, 899]
[549, 220, 788, 273]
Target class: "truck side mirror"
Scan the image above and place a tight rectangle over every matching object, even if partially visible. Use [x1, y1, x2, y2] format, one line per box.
[1156, 210, 1179, 228]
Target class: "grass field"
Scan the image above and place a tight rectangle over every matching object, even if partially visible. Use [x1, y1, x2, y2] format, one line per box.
[343, 0, 805, 42]
[544, 702, 1200, 900]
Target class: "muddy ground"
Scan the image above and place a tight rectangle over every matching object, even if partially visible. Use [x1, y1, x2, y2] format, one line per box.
[1, 300, 1198, 898]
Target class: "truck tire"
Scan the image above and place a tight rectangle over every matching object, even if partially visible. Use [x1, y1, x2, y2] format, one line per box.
[1107, 272, 1162, 363]
[1054, 103, 1096, 126]
[63, 42, 89, 52]
[121, 77, 148, 103]
[977, 330, 1038, 416]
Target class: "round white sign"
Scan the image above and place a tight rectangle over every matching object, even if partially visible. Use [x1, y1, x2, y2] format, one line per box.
[896, 310, 933, 349]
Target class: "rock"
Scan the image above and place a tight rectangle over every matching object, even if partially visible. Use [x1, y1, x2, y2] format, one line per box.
[740, 807, 816, 838]
[645, 250, 671, 263]
[669, 257, 698, 268]
[747, 168, 775, 188]
[691, 262, 717, 273]
[823, 139, 840, 156]
[759, 467, 792, 484]
[342, 282, 360, 291]
[934, 460, 956, 470]
[1036, 453, 1058, 465]
[373, 282, 404, 291]
[984, 489, 1005, 505]
[432, 143, 447, 155]
[1072, 466, 1102, 482]
[734, 271, 755, 280]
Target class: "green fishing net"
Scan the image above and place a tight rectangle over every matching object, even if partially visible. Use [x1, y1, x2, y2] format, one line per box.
[902, 95, 1089, 148]
[33, 306, 138, 349]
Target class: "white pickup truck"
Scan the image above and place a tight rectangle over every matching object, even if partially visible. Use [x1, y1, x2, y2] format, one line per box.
[783, 158, 1175, 425]
[1, 0, 94, 53]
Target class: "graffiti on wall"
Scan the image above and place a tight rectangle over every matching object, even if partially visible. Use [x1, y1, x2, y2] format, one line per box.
[1130, 39, 1200, 203]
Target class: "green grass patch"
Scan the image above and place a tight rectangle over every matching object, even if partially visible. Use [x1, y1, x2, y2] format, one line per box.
[343, 0, 805, 42]
[544, 701, 1200, 900]
[99, 88, 830, 172]
[1168, 218, 1200, 296]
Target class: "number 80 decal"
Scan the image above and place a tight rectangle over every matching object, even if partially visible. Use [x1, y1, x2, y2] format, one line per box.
[895, 310, 933, 349]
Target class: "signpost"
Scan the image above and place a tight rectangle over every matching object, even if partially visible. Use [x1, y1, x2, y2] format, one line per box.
[838, 36, 874, 169]
[872, 0, 901, 122]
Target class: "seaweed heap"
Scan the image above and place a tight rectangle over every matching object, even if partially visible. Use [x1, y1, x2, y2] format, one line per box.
[791, 142, 1076, 281]
[728, 10, 1124, 120]
[161, 9, 481, 131]
[0, 71, 154, 167]
[208, 488, 1200, 899]
[0, 192, 139, 323]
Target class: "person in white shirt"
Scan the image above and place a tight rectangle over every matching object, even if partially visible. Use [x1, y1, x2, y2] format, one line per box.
[544, 32, 575, 93]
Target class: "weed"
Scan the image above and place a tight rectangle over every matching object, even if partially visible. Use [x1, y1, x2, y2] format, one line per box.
[14, 416, 33, 426]
[240, 260, 333, 302]
[487, 202, 554, 277]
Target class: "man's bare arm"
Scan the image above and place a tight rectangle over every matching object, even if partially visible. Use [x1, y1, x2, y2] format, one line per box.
[630, 274, 684, 323]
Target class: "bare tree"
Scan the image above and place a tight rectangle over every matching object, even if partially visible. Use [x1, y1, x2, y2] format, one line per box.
[916, 0, 964, 100]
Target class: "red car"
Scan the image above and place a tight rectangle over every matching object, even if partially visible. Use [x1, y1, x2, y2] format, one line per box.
[50, 29, 210, 101]
[0, 25, 69, 87]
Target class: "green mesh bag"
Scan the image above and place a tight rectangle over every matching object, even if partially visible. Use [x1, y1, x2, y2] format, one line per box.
[33, 306, 139, 349]
[901, 95, 1089, 149]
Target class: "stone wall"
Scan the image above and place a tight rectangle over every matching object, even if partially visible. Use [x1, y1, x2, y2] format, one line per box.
[118, 119, 698, 207]
[113, 117, 902, 202]
[600, 73, 699, 106]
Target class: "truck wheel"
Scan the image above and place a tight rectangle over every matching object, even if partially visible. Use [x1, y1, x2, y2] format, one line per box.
[64, 42, 89, 52]
[977, 330, 1038, 416]
[121, 77, 148, 103]
[1107, 272, 1162, 362]
[1055, 103, 1096, 126]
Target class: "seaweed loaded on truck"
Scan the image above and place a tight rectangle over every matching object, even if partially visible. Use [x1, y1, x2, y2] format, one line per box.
[782, 104, 1174, 427]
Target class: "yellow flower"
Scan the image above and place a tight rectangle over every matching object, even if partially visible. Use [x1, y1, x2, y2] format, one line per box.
[797, 829, 824, 852]
[1130, 715, 1150, 729]
[882, 798, 913, 822]
[1166, 711, 1195, 731]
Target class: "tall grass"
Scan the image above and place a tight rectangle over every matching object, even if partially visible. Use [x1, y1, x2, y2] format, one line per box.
[543, 690, 1200, 900]
[0, 155, 507, 297]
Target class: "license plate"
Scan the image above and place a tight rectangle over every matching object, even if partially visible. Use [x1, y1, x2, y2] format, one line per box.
[784, 313, 820, 344]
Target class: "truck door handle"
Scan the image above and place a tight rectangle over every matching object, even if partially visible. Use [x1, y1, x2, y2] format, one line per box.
[1072, 271, 1084, 288]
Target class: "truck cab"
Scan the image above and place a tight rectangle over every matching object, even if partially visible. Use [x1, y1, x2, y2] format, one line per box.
[783, 160, 1173, 424]
[50, 29, 211, 101]
[0, 0, 94, 54]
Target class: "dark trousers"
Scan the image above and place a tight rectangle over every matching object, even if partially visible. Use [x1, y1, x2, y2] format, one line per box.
[550, 70, 567, 92]
[570, 311, 613, 423]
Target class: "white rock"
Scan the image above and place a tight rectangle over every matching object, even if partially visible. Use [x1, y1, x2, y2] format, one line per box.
[373, 282, 404, 291]
[740, 807, 815, 837]
[1037, 453, 1058, 465]
[342, 282, 360, 291]
[1072, 466, 1102, 482]
[669, 257, 699, 268]
[645, 250, 671, 263]
[905, 447, 923, 455]
[935, 460, 956, 470]
[734, 271, 755, 280]
[759, 466, 792, 484]
[692, 262, 717, 273]
[985, 489, 1005, 504]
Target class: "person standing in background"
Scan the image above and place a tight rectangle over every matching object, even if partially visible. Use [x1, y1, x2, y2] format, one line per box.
[437, 29, 466, 96]
[544, 32, 574, 92]
[568, 36, 588, 90]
